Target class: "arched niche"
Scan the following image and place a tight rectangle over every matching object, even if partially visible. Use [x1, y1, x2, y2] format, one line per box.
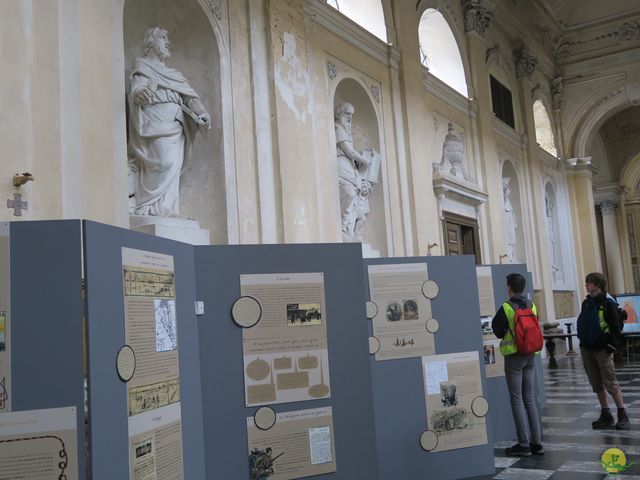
[544, 182, 563, 285]
[418, 8, 468, 97]
[123, 0, 230, 243]
[501, 160, 525, 263]
[533, 99, 557, 157]
[333, 78, 388, 256]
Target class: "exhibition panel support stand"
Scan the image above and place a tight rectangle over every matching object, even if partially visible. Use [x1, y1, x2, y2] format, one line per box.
[194, 243, 379, 479]
[363, 255, 495, 480]
[5, 220, 86, 479]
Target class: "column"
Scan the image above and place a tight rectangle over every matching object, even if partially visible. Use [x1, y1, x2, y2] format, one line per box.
[598, 200, 626, 293]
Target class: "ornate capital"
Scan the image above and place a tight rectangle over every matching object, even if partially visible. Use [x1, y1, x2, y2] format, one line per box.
[550, 76, 564, 110]
[205, 0, 222, 19]
[513, 43, 537, 80]
[597, 200, 618, 215]
[462, 0, 493, 38]
[327, 61, 337, 79]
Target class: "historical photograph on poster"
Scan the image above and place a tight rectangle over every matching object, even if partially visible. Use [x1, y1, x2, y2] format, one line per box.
[0, 406, 78, 479]
[286, 303, 322, 327]
[246, 407, 336, 480]
[241, 273, 331, 406]
[368, 263, 435, 360]
[422, 351, 488, 452]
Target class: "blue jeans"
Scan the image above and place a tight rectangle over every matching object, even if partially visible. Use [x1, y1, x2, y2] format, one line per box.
[505, 354, 543, 446]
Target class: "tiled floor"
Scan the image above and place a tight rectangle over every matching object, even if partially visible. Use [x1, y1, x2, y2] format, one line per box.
[468, 354, 640, 480]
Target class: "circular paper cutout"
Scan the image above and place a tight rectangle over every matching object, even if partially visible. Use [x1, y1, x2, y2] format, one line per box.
[365, 301, 378, 319]
[471, 396, 489, 417]
[422, 280, 439, 299]
[254, 406, 277, 431]
[232, 296, 262, 328]
[368, 336, 381, 355]
[246, 358, 271, 381]
[419, 430, 438, 452]
[116, 345, 136, 382]
[425, 318, 440, 334]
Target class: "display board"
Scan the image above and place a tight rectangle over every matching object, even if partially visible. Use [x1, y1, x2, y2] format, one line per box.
[484, 264, 545, 442]
[6, 220, 86, 478]
[83, 221, 205, 480]
[364, 255, 494, 480]
[195, 243, 378, 480]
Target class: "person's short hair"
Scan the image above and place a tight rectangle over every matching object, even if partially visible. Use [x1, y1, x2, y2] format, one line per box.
[506, 273, 526, 294]
[143, 27, 167, 56]
[585, 272, 606, 290]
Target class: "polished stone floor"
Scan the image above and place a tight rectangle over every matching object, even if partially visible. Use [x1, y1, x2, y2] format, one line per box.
[469, 354, 640, 480]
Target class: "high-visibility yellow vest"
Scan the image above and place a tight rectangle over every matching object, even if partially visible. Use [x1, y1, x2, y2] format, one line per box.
[499, 301, 538, 356]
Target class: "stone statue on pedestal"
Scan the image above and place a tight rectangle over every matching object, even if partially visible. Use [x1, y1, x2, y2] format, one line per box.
[503, 177, 517, 262]
[433, 123, 472, 181]
[127, 27, 210, 217]
[334, 102, 380, 242]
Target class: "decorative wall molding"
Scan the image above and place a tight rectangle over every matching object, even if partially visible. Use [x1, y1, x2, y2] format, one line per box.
[493, 117, 527, 150]
[304, 0, 390, 66]
[513, 43, 537, 80]
[422, 68, 475, 118]
[462, 0, 494, 38]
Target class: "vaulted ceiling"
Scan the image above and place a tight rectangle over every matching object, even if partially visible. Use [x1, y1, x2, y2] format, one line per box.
[535, 0, 640, 31]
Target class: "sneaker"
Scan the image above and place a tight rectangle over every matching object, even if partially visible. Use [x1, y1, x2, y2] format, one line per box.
[505, 443, 532, 457]
[616, 409, 631, 430]
[530, 443, 544, 455]
[592, 408, 615, 429]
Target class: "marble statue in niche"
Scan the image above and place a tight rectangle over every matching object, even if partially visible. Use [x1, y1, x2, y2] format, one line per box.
[334, 102, 380, 242]
[545, 191, 563, 284]
[433, 123, 472, 181]
[503, 177, 517, 262]
[128, 27, 211, 217]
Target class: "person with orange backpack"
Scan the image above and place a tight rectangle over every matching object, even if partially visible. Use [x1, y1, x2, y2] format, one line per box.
[577, 272, 630, 430]
[492, 273, 544, 457]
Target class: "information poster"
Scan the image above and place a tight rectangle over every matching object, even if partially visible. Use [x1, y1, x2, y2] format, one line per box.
[247, 407, 336, 480]
[0, 406, 78, 479]
[122, 247, 183, 480]
[128, 403, 183, 480]
[368, 263, 435, 360]
[422, 351, 488, 452]
[482, 333, 504, 378]
[241, 273, 331, 406]
[476, 267, 495, 317]
[0, 225, 10, 412]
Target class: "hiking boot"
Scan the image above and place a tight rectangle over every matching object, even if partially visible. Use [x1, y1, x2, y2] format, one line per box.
[530, 443, 544, 455]
[505, 443, 531, 457]
[592, 408, 615, 429]
[616, 409, 631, 430]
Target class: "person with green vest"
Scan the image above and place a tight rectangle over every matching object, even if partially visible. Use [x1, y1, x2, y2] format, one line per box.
[576, 272, 629, 430]
[492, 273, 543, 457]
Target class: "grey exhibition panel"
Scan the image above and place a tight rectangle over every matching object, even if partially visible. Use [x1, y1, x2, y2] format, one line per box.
[83, 221, 206, 480]
[485, 264, 545, 443]
[363, 255, 495, 480]
[10, 220, 86, 479]
[194, 243, 379, 480]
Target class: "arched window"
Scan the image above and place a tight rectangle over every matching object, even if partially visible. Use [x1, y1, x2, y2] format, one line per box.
[418, 9, 468, 97]
[533, 100, 557, 156]
[326, 0, 387, 42]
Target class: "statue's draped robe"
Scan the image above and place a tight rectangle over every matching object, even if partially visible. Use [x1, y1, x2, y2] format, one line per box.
[128, 57, 199, 216]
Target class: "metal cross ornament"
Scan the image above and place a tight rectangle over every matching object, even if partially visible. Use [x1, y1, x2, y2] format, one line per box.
[7, 193, 28, 216]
